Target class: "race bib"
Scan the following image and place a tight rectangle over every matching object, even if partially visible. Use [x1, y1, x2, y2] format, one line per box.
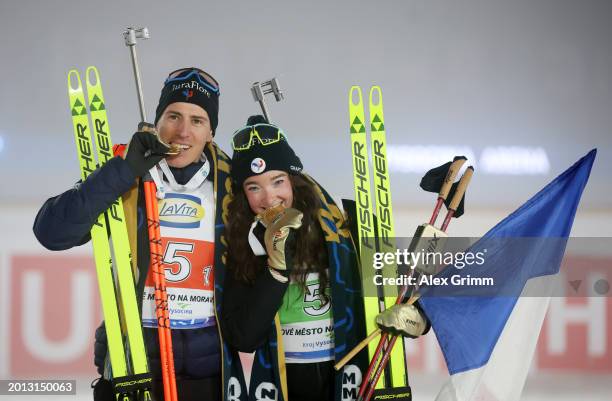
[142, 185, 216, 329]
[142, 237, 215, 329]
[279, 272, 334, 363]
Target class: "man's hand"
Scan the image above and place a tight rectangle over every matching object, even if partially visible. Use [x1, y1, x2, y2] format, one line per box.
[375, 303, 427, 338]
[125, 128, 171, 178]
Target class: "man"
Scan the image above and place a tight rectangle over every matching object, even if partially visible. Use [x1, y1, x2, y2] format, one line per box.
[33, 67, 232, 401]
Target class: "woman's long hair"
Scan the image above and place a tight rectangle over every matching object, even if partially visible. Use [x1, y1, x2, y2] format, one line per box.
[226, 174, 329, 301]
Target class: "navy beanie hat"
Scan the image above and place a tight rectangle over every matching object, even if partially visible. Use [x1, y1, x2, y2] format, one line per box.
[154, 68, 220, 134]
[231, 115, 303, 186]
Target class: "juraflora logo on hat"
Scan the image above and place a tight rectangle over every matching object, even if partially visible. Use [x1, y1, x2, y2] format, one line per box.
[155, 68, 220, 133]
[251, 157, 266, 173]
[173, 80, 212, 98]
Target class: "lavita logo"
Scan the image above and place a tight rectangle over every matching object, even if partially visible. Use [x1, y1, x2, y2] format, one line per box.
[159, 193, 204, 229]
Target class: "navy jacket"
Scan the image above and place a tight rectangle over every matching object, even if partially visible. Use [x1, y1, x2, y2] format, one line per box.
[33, 144, 232, 380]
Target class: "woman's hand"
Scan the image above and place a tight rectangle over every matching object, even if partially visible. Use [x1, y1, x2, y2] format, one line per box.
[259, 206, 303, 273]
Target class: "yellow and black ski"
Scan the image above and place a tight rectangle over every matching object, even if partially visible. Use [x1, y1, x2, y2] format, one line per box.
[367, 86, 408, 389]
[348, 86, 408, 390]
[68, 67, 152, 401]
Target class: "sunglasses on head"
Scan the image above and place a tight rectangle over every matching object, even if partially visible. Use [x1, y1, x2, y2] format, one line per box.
[232, 123, 288, 151]
[165, 67, 220, 94]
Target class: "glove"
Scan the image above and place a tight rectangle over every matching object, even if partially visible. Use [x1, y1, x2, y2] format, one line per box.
[260, 206, 303, 273]
[125, 125, 171, 178]
[375, 303, 427, 338]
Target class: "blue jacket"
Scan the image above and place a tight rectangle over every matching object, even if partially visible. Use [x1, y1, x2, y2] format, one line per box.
[33, 143, 232, 381]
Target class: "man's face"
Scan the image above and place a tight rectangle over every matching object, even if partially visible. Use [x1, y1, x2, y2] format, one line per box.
[156, 102, 213, 168]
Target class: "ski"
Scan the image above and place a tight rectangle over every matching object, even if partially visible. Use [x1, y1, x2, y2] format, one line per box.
[348, 86, 379, 358]
[68, 67, 153, 401]
[348, 86, 390, 389]
[367, 86, 408, 389]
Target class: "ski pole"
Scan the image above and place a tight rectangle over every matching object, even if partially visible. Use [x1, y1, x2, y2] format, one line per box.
[361, 167, 475, 401]
[123, 26, 178, 401]
[361, 167, 473, 401]
[144, 181, 178, 401]
[333, 294, 419, 372]
[335, 156, 463, 375]
[353, 156, 466, 399]
[251, 78, 284, 122]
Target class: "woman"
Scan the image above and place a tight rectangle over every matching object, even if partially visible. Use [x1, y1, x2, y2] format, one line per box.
[221, 116, 428, 401]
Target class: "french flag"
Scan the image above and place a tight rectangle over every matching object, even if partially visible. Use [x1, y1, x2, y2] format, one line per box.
[419, 149, 596, 401]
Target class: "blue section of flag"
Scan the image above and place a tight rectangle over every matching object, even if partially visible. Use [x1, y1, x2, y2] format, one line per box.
[420, 149, 595, 375]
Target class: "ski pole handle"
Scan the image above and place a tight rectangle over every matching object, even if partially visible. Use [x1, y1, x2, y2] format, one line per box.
[440, 156, 467, 201]
[441, 166, 474, 231]
[429, 156, 467, 225]
[448, 166, 474, 211]
[124, 27, 150, 122]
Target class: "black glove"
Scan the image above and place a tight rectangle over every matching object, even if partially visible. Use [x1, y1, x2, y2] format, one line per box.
[125, 130, 171, 178]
